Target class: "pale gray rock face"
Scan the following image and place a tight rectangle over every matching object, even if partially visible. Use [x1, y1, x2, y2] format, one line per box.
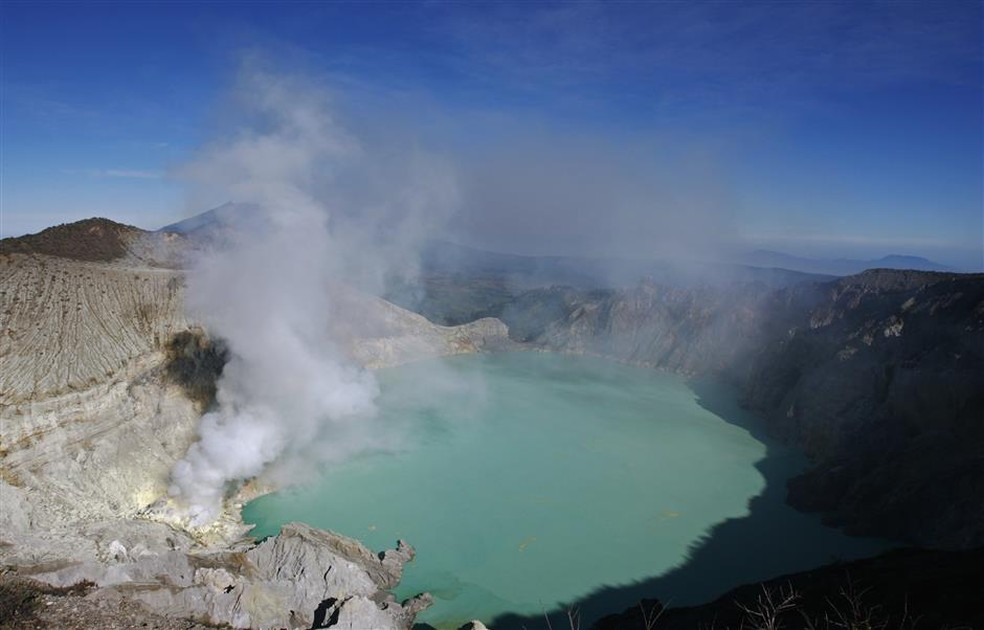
[1, 250, 509, 628]
[330, 283, 513, 368]
[28, 523, 427, 629]
[0, 254, 188, 404]
[1, 254, 202, 565]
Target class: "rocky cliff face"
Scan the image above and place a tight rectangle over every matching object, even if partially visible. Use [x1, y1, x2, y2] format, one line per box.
[500, 281, 769, 374]
[500, 270, 984, 549]
[0, 219, 512, 628]
[1, 252, 203, 565]
[740, 271, 984, 549]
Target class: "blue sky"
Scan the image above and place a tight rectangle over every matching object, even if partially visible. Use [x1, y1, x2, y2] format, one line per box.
[2, 1, 981, 268]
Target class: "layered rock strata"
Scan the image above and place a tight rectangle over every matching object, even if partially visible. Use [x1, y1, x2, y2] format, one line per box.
[0, 241, 511, 628]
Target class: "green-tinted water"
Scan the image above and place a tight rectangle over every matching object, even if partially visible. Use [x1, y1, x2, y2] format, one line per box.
[243, 352, 887, 628]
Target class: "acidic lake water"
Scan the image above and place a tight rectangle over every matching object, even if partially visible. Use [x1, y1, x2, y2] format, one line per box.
[243, 352, 888, 629]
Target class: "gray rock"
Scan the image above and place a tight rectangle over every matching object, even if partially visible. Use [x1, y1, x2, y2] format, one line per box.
[27, 522, 428, 629]
[1, 249, 505, 627]
[503, 270, 984, 548]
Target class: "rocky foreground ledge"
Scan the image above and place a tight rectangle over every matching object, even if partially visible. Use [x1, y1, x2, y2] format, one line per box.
[11, 522, 430, 629]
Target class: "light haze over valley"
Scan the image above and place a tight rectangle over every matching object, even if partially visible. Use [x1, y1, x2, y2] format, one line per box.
[4, 2, 982, 269]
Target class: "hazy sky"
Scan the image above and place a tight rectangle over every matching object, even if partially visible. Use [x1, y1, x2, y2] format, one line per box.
[2, 1, 981, 268]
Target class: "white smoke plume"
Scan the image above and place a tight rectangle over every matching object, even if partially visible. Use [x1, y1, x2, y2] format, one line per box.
[168, 64, 458, 525]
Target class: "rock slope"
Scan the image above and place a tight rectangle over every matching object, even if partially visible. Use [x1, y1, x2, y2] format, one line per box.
[1, 218, 512, 628]
[0, 254, 187, 402]
[497, 270, 984, 549]
[741, 270, 984, 548]
[1, 253, 201, 566]
[499, 281, 767, 374]
[26, 523, 427, 630]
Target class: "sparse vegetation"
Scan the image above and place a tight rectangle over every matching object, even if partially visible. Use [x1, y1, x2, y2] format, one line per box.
[0, 218, 143, 262]
[736, 583, 800, 630]
[0, 573, 221, 629]
[0, 577, 42, 628]
[0, 575, 95, 629]
[0, 468, 24, 488]
[592, 547, 984, 630]
[801, 578, 922, 630]
[638, 599, 665, 630]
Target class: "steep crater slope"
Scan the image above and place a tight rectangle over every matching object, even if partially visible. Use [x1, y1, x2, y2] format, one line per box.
[493, 270, 984, 549]
[0, 219, 513, 628]
[500, 281, 768, 374]
[0, 252, 202, 565]
[742, 270, 984, 548]
[1, 253, 187, 403]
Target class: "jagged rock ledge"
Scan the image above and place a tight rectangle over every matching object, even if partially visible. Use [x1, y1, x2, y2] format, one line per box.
[15, 522, 431, 629]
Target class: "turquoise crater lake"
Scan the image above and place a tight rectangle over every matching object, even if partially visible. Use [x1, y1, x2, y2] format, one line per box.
[243, 352, 887, 629]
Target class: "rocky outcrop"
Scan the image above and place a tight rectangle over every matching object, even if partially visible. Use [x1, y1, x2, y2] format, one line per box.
[740, 270, 984, 548]
[0, 574, 216, 630]
[0, 241, 511, 628]
[331, 284, 515, 369]
[163, 328, 229, 410]
[499, 282, 768, 374]
[20, 523, 427, 629]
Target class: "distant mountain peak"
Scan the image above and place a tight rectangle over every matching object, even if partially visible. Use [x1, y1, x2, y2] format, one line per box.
[1, 217, 146, 262]
[158, 202, 260, 234]
[874, 254, 944, 265]
[736, 249, 953, 275]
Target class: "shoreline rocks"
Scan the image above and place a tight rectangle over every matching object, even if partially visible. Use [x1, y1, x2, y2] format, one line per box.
[15, 523, 426, 629]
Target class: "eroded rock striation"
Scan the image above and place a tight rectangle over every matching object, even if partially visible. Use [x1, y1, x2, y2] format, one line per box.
[0, 219, 512, 628]
[1, 252, 202, 565]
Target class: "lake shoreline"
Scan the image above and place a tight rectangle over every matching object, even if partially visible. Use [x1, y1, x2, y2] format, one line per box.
[243, 352, 889, 629]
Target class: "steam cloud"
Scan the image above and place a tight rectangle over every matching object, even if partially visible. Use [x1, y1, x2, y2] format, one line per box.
[168, 66, 457, 525]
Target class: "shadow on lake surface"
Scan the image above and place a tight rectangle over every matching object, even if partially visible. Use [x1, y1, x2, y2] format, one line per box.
[479, 379, 889, 630]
